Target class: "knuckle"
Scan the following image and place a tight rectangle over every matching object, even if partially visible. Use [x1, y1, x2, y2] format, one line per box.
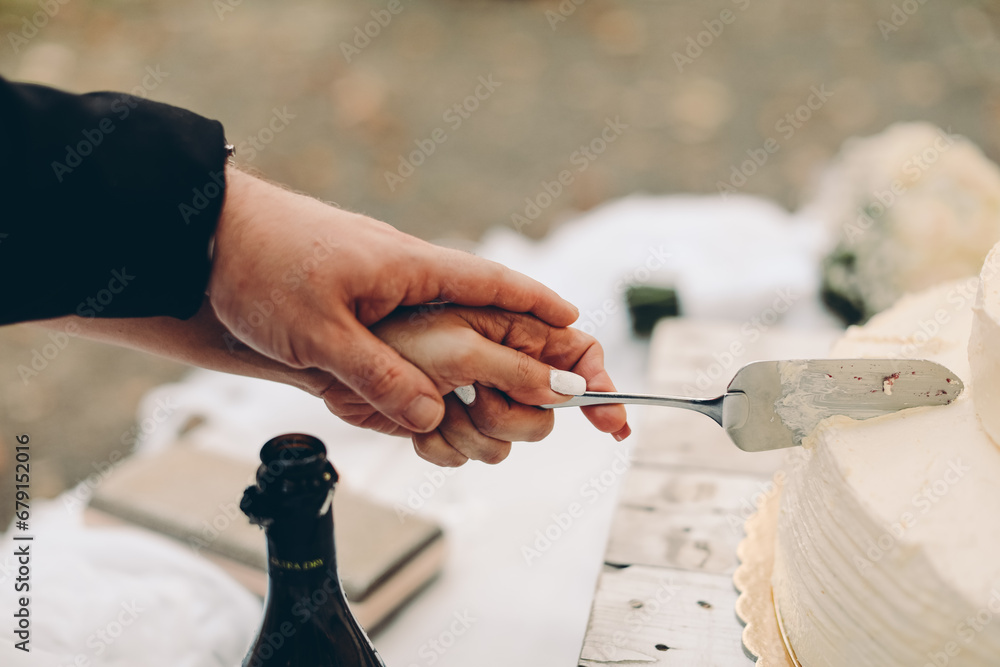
[478, 443, 511, 465]
[452, 330, 482, 368]
[412, 434, 467, 468]
[324, 401, 370, 427]
[561, 328, 601, 359]
[514, 352, 538, 386]
[473, 407, 507, 438]
[362, 361, 407, 404]
[340, 414, 367, 428]
[285, 328, 330, 370]
[358, 412, 396, 434]
[525, 413, 555, 442]
[412, 433, 435, 456]
[443, 453, 469, 468]
[580, 334, 601, 353]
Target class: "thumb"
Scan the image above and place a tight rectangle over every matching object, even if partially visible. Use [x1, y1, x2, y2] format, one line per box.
[326, 321, 445, 433]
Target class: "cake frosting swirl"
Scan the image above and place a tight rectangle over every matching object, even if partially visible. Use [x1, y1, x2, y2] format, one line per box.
[772, 248, 1000, 665]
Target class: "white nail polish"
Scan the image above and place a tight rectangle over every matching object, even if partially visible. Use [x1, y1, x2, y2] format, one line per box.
[455, 384, 476, 405]
[550, 369, 587, 396]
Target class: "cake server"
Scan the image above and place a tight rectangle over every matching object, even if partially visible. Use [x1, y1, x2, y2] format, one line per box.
[541, 359, 963, 452]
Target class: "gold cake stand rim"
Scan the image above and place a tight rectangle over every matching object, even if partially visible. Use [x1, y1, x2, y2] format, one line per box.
[733, 477, 800, 667]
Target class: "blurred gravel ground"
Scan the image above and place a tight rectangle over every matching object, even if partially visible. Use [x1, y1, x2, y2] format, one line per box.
[1, 0, 1000, 525]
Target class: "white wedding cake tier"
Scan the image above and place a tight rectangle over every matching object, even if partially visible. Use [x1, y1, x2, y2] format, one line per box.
[772, 246, 1000, 665]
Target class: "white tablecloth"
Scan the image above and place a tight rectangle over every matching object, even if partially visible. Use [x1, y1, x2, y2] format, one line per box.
[0, 194, 840, 666]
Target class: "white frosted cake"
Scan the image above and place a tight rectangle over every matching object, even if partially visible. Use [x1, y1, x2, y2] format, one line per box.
[771, 245, 1000, 665]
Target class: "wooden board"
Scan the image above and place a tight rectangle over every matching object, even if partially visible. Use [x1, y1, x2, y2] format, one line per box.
[605, 467, 779, 574]
[579, 565, 742, 666]
[578, 320, 838, 665]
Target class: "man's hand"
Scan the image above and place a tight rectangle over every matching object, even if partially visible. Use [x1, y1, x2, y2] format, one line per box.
[208, 168, 579, 435]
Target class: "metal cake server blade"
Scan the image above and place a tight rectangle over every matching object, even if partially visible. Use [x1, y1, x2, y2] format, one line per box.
[541, 359, 963, 452]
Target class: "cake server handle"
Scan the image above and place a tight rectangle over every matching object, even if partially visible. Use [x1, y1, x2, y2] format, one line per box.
[541, 391, 731, 427]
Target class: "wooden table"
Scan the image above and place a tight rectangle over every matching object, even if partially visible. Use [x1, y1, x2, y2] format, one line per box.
[578, 320, 836, 666]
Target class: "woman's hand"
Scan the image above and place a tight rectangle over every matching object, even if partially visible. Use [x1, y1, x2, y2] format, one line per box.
[362, 306, 630, 466]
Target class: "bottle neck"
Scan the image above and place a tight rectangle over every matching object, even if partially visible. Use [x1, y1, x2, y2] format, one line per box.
[263, 499, 339, 586]
[242, 435, 385, 666]
[258, 499, 361, 644]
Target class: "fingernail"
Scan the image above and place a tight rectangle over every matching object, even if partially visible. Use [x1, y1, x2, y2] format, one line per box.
[550, 369, 587, 396]
[455, 384, 476, 406]
[404, 394, 444, 431]
[613, 424, 632, 442]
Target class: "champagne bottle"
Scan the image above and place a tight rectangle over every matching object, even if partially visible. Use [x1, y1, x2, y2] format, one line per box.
[240, 433, 386, 667]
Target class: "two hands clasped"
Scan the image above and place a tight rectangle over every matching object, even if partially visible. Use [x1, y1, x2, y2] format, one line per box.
[45, 168, 630, 466]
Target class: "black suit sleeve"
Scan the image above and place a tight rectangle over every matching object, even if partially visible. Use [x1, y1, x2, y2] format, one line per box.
[0, 75, 228, 325]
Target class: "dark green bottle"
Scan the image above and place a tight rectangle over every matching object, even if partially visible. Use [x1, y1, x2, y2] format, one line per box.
[240, 433, 386, 667]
